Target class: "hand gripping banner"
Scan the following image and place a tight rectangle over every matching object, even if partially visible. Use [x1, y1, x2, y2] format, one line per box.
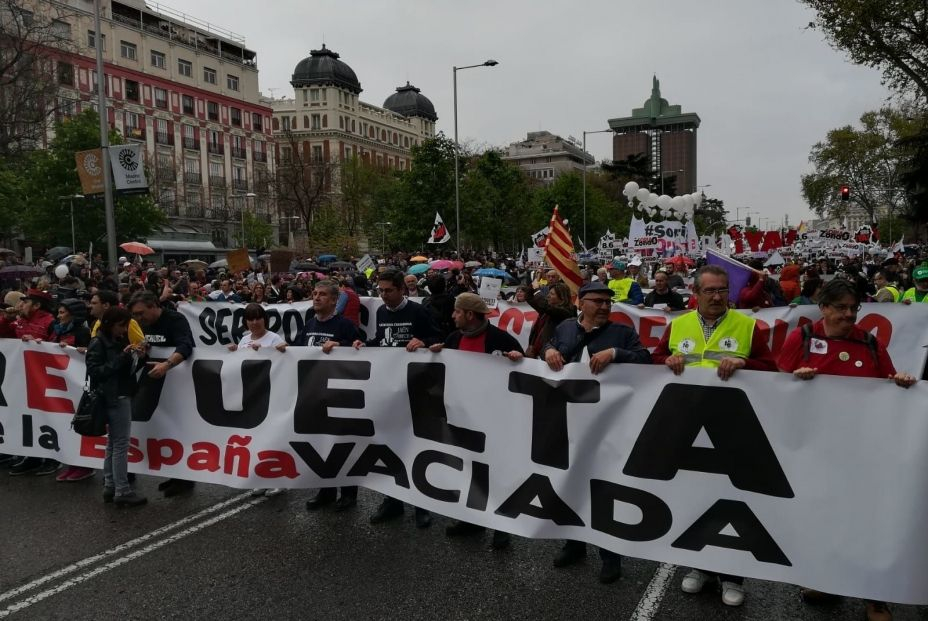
[3, 340, 928, 604]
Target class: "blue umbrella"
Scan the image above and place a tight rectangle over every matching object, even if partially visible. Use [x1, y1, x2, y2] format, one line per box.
[474, 267, 516, 281]
[407, 263, 430, 275]
[317, 254, 337, 263]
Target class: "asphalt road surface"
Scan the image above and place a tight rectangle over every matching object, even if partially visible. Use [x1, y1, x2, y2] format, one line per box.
[2, 473, 927, 621]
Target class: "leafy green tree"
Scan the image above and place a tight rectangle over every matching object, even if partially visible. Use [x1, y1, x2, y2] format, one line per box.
[382, 134, 457, 251]
[339, 155, 390, 238]
[233, 210, 274, 250]
[532, 171, 624, 249]
[800, 108, 918, 223]
[801, 0, 928, 103]
[693, 197, 729, 234]
[17, 110, 164, 248]
[458, 150, 536, 253]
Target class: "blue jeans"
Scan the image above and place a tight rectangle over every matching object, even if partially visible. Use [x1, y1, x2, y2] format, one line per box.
[103, 397, 132, 496]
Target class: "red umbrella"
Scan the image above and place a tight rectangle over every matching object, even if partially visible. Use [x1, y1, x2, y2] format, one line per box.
[665, 255, 695, 267]
[120, 241, 154, 255]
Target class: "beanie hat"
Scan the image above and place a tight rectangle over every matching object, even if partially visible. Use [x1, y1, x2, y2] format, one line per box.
[454, 292, 490, 314]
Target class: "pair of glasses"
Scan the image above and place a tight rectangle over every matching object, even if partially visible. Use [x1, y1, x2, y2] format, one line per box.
[700, 288, 729, 297]
[827, 303, 861, 313]
[584, 298, 613, 306]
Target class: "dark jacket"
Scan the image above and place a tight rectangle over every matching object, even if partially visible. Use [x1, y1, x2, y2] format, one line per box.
[444, 323, 524, 355]
[142, 308, 195, 359]
[86, 334, 136, 406]
[543, 317, 651, 365]
[526, 291, 576, 358]
[366, 300, 441, 348]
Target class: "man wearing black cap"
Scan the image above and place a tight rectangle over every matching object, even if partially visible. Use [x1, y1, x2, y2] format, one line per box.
[542, 281, 651, 583]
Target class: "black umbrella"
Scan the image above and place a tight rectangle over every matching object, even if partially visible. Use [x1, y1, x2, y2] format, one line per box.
[329, 261, 356, 271]
[292, 261, 324, 272]
[45, 246, 72, 262]
[0, 265, 42, 278]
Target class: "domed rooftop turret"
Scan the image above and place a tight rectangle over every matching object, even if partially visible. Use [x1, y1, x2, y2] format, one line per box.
[383, 82, 438, 121]
[291, 45, 361, 94]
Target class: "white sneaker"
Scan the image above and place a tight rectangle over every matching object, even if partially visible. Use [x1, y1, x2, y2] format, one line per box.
[721, 581, 745, 607]
[263, 488, 283, 497]
[681, 569, 711, 593]
[250, 488, 266, 497]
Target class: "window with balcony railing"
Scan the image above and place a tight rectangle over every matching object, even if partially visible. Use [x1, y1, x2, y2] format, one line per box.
[208, 142, 224, 155]
[232, 179, 248, 192]
[183, 137, 199, 150]
[252, 113, 262, 131]
[231, 147, 246, 159]
[207, 102, 219, 121]
[182, 95, 194, 115]
[184, 171, 201, 184]
[253, 151, 267, 163]
[154, 88, 168, 109]
[210, 175, 226, 187]
[155, 131, 173, 145]
[126, 126, 145, 140]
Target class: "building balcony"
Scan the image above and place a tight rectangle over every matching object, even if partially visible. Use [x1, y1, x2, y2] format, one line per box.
[183, 137, 200, 151]
[231, 147, 247, 160]
[155, 131, 174, 146]
[253, 151, 267, 163]
[184, 172, 201, 184]
[231, 179, 248, 192]
[185, 204, 205, 219]
[126, 127, 146, 141]
[161, 202, 179, 216]
[206, 207, 228, 220]
[207, 142, 224, 155]
[210, 176, 226, 188]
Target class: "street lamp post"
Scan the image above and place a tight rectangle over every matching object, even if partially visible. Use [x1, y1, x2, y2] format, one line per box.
[581, 128, 612, 249]
[453, 59, 498, 256]
[374, 221, 391, 254]
[58, 194, 84, 251]
[234, 192, 257, 248]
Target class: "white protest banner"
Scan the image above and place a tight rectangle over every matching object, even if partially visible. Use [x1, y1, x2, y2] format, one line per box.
[478, 277, 502, 309]
[179, 302, 928, 375]
[107, 143, 149, 193]
[526, 247, 544, 266]
[4, 340, 928, 604]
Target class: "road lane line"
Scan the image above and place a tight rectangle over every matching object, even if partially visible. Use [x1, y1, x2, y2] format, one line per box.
[0, 495, 266, 619]
[0, 491, 253, 604]
[629, 563, 676, 621]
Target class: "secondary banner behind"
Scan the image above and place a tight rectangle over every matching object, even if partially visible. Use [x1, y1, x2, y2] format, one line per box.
[2, 341, 928, 604]
[179, 301, 928, 375]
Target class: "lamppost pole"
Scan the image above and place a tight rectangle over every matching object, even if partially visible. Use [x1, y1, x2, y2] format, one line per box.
[58, 194, 84, 251]
[453, 59, 498, 256]
[581, 128, 611, 250]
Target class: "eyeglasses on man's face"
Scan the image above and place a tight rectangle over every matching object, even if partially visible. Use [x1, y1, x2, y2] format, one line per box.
[699, 287, 729, 297]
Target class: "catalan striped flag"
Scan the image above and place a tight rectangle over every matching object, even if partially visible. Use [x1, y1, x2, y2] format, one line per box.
[544, 205, 583, 294]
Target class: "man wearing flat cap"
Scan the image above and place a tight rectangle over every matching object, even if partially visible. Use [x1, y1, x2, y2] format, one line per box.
[430, 292, 524, 550]
[542, 280, 651, 584]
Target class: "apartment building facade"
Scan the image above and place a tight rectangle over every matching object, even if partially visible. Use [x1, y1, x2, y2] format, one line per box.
[35, 0, 275, 253]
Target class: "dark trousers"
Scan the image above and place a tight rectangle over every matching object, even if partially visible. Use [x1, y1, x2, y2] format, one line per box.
[564, 539, 621, 562]
[381, 495, 429, 515]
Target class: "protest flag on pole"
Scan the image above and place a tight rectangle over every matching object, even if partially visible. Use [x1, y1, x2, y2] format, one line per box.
[706, 248, 755, 304]
[427, 212, 451, 244]
[544, 205, 583, 294]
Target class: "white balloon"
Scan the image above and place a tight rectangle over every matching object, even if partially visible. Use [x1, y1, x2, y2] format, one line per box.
[636, 188, 650, 203]
[623, 181, 639, 197]
[658, 195, 672, 209]
[694, 193, 703, 208]
[671, 196, 685, 211]
[647, 193, 659, 207]
[54, 264, 68, 279]
[681, 194, 693, 206]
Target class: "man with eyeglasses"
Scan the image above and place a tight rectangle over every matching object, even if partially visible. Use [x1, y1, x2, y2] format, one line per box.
[542, 281, 651, 584]
[127, 291, 196, 498]
[650, 264, 776, 607]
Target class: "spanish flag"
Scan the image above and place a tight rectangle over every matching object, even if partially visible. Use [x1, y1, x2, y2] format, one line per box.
[544, 205, 583, 294]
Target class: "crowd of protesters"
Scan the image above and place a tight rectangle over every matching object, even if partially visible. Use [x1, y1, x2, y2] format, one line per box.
[1, 244, 927, 621]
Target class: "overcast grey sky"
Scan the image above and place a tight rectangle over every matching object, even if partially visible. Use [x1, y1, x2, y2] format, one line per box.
[192, 0, 892, 227]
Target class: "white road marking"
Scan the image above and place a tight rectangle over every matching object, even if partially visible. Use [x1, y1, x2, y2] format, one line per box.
[629, 563, 676, 621]
[0, 494, 266, 618]
[0, 491, 253, 605]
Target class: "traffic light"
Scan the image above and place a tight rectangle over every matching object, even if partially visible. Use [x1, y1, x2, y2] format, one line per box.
[840, 185, 850, 201]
